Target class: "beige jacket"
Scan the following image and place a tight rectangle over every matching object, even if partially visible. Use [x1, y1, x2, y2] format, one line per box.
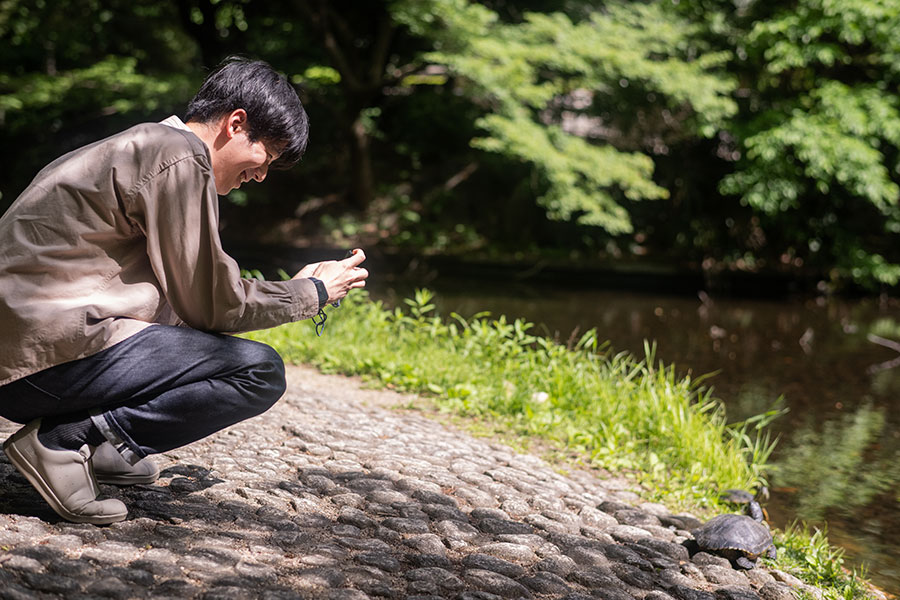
[0, 116, 319, 387]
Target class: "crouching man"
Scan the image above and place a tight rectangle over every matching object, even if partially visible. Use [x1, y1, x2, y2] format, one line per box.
[0, 57, 367, 524]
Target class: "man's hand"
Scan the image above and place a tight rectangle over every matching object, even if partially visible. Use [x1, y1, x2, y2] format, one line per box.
[293, 249, 368, 304]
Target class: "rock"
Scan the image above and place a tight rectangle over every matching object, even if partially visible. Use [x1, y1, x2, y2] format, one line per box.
[608, 524, 654, 543]
[339, 506, 378, 529]
[405, 567, 465, 593]
[455, 486, 498, 508]
[670, 585, 719, 600]
[84, 577, 132, 599]
[406, 553, 454, 569]
[21, 573, 80, 595]
[612, 563, 660, 589]
[525, 513, 571, 534]
[0, 555, 44, 573]
[615, 508, 662, 528]
[568, 565, 619, 588]
[580, 506, 618, 529]
[758, 582, 796, 600]
[693, 552, 734, 570]
[458, 592, 504, 600]
[475, 517, 534, 535]
[770, 570, 805, 588]
[658, 567, 703, 590]
[356, 552, 402, 573]
[381, 517, 430, 534]
[564, 545, 611, 567]
[535, 554, 577, 576]
[478, 542, 538, 564]
[463, 569, 532, 599]
[404, 534, 448, 556]
[599, 500, 634, 514]
[461, 553, 527, 578]
[637, 537, 691, 562]
[519, 570, 571, 594]
[601, 543, 654, 569]
[645, 592, 679, 600]
[702, 564, 750, 586]
[744, 568, 776, 587]
[715, 587, 763, 600]
[420, 503, 468, 522]
[434, 519, 480, 542]
[412, 489, 458, 507]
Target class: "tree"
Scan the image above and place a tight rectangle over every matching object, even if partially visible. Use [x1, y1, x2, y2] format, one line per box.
[0, 0, 197, 210]
[395, 0, 737, 234]
[717, 0, 900, 289]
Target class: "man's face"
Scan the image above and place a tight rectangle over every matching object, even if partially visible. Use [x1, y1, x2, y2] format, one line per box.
[213, 129, 280, 195]
[204, 110, 282, 196]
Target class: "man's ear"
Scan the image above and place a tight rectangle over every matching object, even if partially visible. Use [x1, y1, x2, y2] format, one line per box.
[224, 109, 248, 139]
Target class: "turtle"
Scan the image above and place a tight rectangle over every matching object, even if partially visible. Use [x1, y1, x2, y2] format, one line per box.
[720, 488, 755, 505]
[689, 500, 776, 569]
[720, 486, 770, 507]
[719, 487, 771, 522]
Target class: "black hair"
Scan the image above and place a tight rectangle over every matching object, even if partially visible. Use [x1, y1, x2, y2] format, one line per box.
[185, 56, 309, 169]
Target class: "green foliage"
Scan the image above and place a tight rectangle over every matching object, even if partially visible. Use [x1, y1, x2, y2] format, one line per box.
[777, 524, 871, 600]
[0, 56, 192, 133]
[6, 0, 900, 290]
[721, 83, 900, 216]
[717, 0, 900, 289]
[396, 0, 736, 234]
[244, 288, 774, 507]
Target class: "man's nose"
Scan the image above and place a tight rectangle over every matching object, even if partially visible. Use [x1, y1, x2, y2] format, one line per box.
[253, 165, 268, 182]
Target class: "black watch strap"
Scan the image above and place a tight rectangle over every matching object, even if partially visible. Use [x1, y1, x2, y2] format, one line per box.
[309, 277, 328, 311]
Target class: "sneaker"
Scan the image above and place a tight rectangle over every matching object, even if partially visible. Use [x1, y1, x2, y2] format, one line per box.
[3, 420, 127, 524]
[92, 441, 159, 485]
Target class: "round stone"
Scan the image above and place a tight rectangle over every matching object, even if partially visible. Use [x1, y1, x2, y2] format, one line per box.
[478, 542, 538, 563]
[463, 569, 532, 599]
[381, 518, 430, 534]
[356, 552, 402, 573]
[461, 553, 526, 578]
[405, 567, 465, 593]
[519, 571, 571, 594]
[404, 534, 448, 556]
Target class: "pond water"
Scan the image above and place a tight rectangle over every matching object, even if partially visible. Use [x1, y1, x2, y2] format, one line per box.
[370, 275, 900, 596]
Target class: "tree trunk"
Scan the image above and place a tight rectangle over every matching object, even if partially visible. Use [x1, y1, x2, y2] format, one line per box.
[348, 114, 375, 210]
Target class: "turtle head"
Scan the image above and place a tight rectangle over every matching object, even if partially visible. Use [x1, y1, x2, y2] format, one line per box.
[747, 500, 765, 522]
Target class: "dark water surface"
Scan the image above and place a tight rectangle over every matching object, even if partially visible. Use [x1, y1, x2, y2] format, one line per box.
[369, 276, 900, 595]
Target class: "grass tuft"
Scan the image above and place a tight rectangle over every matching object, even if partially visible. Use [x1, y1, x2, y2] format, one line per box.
[247, 289, 770, 504]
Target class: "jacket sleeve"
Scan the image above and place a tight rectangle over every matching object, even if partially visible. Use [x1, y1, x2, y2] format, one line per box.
[126, 153, 320, 333]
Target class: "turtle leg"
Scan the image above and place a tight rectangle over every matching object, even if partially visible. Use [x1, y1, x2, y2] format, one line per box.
[766, 545, 777, 560]
[735, 556, 757, 570]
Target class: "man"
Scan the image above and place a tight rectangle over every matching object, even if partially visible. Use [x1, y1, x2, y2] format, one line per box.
[0, 57, 368, 524]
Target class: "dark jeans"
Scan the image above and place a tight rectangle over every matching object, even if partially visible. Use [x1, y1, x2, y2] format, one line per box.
[0, 325, 286, 464]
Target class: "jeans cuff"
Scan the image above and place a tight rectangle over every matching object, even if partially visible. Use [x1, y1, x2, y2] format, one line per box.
[89, 409, 144, 466]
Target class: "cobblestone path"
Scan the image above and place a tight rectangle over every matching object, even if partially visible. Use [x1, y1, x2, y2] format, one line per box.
[0, 365, 823, 600]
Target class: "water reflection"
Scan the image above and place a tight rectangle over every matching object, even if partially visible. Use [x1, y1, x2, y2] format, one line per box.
[371, 280, 900, 595]
[775, 403, 900, 518]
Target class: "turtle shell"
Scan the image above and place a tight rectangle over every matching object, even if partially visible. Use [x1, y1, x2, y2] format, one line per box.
[720, 489, 755, 504]
[692, 514, 773, 558]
